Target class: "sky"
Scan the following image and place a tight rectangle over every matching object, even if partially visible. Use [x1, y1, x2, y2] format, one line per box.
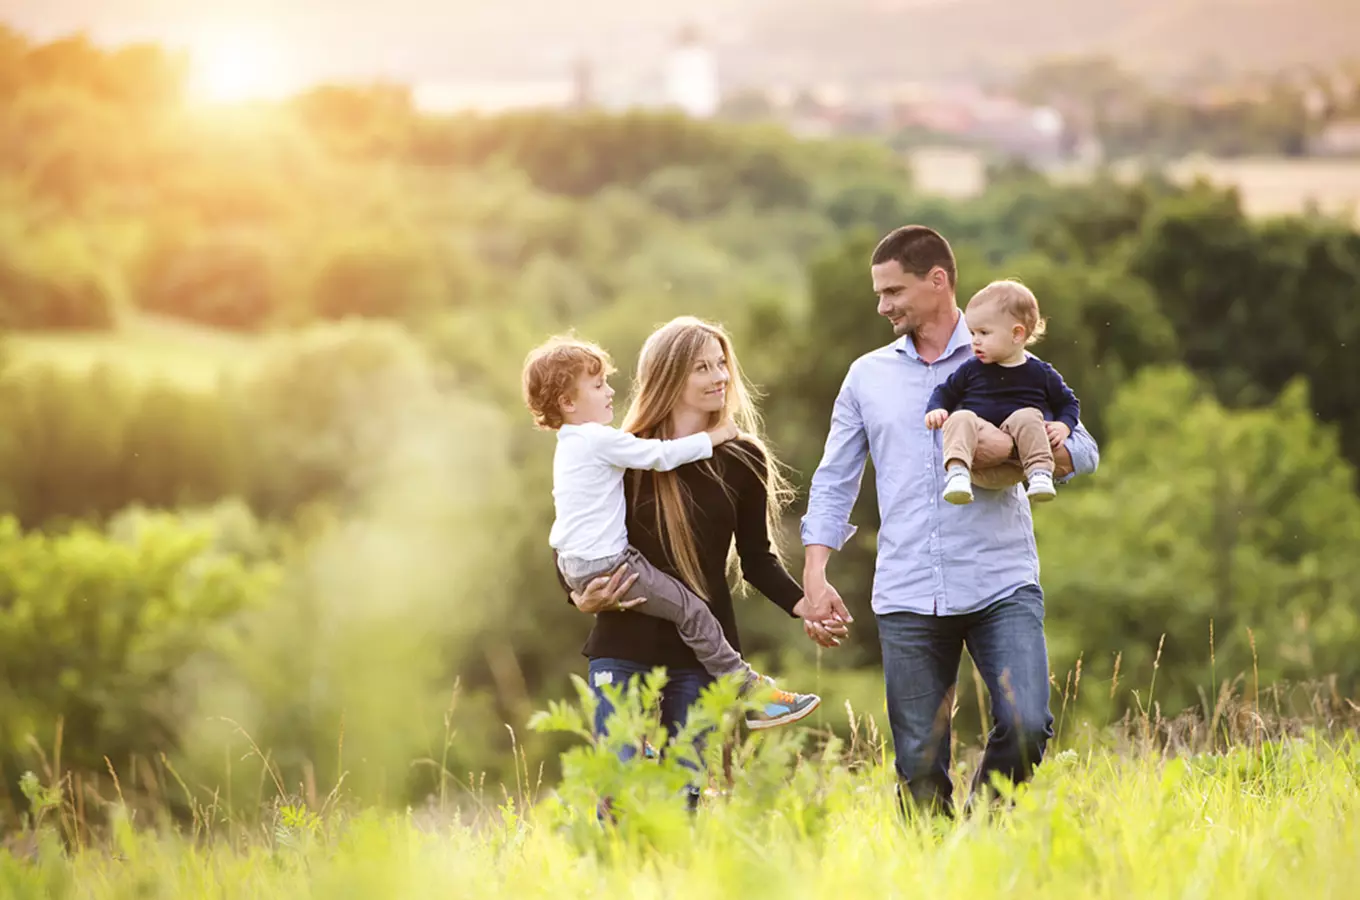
[0, 0, 759, 89]
[6, 0, 1355, 103]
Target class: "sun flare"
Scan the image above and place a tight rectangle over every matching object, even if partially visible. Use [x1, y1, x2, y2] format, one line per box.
[188, 28, 290, 105]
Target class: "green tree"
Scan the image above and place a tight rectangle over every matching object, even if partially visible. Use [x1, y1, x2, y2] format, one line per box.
[302, 229, 463, 322]
[0, 512, 274, 804]
[1130, 189, 1360, 466]
[1038, 368, 1360, 717]
[137, 229, 281, 331]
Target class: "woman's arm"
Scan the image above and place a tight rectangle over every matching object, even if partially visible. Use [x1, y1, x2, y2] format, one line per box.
[731, 443, 803, 618]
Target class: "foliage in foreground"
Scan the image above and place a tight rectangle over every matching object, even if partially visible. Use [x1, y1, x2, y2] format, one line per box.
[2, 675, 1359, 899]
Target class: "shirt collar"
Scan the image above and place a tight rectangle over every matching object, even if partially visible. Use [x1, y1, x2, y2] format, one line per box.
[895, 308, 972, 362]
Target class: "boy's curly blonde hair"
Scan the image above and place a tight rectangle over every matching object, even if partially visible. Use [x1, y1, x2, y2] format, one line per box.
[521, 335, 616, 430]
[966, 279, 1048, 346]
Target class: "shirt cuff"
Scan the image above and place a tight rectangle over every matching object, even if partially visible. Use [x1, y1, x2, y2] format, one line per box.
[799, 516, 858, 551]
[1059, 429, 1099, 484]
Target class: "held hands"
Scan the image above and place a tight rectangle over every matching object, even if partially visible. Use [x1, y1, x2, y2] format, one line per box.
[794, 575, 853, 648]
[924, 409, 949, 430]
[1045, 421, 1071, 450]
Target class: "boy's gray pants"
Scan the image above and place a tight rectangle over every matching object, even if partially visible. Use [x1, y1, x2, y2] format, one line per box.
[559, 546, 749, 679]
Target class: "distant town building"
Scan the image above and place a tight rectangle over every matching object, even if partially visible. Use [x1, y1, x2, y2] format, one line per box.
[663, 24, 719, 119]
[1311, 119, 1360, 157]
[571, 56, 595, 110]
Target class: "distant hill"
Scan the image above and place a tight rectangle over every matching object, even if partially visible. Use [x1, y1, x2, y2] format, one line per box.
[2, 0, 1356, 87]
[733, 0, 1360, 85]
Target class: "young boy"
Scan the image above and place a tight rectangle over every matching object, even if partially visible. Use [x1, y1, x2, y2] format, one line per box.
[522, 335, 820, 730]
[924, 280, 1082, 506]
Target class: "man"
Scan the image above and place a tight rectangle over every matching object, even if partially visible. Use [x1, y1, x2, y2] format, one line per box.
[799, 225, 1099, 817]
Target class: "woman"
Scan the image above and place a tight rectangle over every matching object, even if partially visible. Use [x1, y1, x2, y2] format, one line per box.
[562, 316, 845, 781]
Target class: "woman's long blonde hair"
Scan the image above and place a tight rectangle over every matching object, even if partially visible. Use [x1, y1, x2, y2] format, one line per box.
[621, 316, 796, 602]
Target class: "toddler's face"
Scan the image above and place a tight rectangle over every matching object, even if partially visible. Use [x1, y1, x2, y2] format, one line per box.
[965, 304, 1026, 364]
[565, 369, 616, 425]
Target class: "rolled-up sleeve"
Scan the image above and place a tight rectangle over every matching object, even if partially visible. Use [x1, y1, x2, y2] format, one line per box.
[1059, 420, 1100, 483]
[799, 367, 870, 550]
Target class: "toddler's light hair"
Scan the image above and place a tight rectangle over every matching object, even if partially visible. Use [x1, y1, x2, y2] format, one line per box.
[521, 335, 616, 430]
[967, 279, 1047, 346]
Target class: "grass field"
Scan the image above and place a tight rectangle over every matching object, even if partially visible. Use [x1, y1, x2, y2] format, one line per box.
[3, 314, 260, 391]
[3, 671, 1358, 900]
[2, 736, 1357, 899]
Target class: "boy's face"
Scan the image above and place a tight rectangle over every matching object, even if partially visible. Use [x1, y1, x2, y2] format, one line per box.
[561, 367, 615, 426]
[965, 303, 1026, 364]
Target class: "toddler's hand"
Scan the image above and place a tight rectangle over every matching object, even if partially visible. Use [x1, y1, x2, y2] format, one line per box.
[709, 417, 739, 445]
[1045, 421, 1071, 449]
[924, 409, 949, 430]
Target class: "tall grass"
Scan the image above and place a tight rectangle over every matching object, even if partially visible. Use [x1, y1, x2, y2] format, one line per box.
[2, 663, 1358, 899]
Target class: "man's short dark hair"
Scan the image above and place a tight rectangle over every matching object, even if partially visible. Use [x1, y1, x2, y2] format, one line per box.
[871, 225, 957, 287]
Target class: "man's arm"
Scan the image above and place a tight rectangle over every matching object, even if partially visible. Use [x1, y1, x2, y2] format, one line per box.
[800, 369, 869, 553]
[800, 368, 868, 625]
[1056, 420, 1099, 484]
[973, 420, 1094, 479]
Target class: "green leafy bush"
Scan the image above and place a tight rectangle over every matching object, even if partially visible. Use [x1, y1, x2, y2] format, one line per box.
[0, 512, 277, 804]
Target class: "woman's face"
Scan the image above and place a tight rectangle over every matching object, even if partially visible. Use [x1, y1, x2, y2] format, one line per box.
[675, 335, 729, 417]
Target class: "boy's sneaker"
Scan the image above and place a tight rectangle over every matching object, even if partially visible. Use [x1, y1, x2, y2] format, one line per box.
[1026, 470, 1056, 503]
[743, 675, 821, 730]
[943, 469, 974, 505]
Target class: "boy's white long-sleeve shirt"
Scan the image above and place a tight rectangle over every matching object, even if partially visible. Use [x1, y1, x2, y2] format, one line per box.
[549, 422, 714, 561]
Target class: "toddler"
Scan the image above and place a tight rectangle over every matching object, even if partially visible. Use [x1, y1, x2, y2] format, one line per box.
[924, 280, 1081, 505]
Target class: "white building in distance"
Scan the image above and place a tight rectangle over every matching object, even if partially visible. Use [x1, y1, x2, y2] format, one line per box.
[663, 25, 719, 119]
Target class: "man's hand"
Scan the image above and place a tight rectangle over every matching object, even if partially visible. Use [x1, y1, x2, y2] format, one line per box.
[569, 564, 646, 614]
[799, 572, 854, 625]
[924, 409, 949, 430]
[794, 573, 848, 625]
[1045, 421, 1071, 450]
[793, 596, 850, 647]
[973, 419, 1016, 468]
[1053, 443, 1074, 479]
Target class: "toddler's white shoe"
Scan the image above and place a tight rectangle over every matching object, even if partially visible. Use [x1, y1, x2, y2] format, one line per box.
[1027, 471, 1056, 503]
[943, 470, 974, 505]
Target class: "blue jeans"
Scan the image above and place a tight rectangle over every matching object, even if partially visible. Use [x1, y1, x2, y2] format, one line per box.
[877, 583, 1054, 817]
[587, 657, 714, 796]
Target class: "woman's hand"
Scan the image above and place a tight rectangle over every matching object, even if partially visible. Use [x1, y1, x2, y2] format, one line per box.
[570, 564, 647, 614]
[793, 596, 850, 648]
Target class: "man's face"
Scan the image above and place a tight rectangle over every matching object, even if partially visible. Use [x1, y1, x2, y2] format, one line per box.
[871, 260, 947, 337]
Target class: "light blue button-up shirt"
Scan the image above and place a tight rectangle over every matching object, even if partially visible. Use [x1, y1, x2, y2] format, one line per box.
[799, 311, 1100, 616]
